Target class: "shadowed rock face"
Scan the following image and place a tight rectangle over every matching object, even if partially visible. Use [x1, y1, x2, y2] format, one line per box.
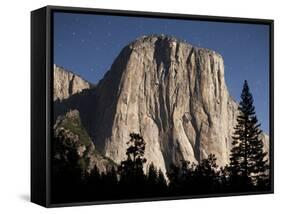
[54, 35, 269, 175]
[53, 109, 116, 173]
[53, 65, 91, 101]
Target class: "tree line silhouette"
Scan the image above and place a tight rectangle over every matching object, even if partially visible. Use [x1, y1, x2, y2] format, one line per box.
[51, 80, 270, 204]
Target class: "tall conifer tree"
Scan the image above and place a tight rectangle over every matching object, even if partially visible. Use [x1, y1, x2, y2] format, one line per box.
[229, 80, 268, 186]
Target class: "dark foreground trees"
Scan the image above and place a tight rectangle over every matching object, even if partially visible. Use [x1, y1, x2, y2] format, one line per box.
[51, 80, 270, 204]
[51, 132, 168, 203]
[167, 154, 221, 195]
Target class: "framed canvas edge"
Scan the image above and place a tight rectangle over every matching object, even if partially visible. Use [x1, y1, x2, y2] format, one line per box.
[39, 5, 274, 208]
[31, 7, 48, 207]
[46, 5, 274, 24]
[46, 6, 52, 207]
[269, 20, 274, 194]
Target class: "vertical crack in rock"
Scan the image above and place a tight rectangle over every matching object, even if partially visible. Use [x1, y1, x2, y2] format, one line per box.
[68, 75, 75, 96]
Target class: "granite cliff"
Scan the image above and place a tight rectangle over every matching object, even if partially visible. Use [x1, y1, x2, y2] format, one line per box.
[53, 64, 91, 101]
[53, 35, 269, 175]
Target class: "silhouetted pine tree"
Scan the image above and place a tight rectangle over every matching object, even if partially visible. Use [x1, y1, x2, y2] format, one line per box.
[89, 165, 101, 183]
[147, 163, 158, 186]
[167, 163, 182, 194]
[157, 169, 168, 195]
[196, 154, 218, 177]
[194, 154, 219, 193]
[179, 160, 196, 194]
[217, 166, 231, 193]
[85, 165, 101, 199]
[229, 80, 268, 189]
[103, 167, 119, 198]
[118, 133, 147, 196]
[106, 167, 118, 186]
[167, 154, 220, 195]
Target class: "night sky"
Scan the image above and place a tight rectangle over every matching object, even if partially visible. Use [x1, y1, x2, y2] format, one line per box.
[53, 12, 270, 133]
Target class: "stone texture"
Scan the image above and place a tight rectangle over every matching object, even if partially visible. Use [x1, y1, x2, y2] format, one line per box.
[53, 64, 91, 101]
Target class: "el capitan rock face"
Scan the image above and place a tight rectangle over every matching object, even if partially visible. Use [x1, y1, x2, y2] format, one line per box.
[92, 35, 239, 174]
[54, 35, 269, 175]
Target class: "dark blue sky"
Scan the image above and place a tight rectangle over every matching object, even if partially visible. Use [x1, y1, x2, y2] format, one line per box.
[53, 12, 270, 133]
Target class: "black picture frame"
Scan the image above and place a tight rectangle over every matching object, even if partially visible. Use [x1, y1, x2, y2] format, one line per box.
[31, 5, 274, 208]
